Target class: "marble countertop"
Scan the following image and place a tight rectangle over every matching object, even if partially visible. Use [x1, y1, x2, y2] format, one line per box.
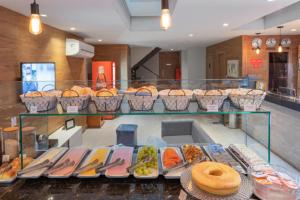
[0, 177, 259, 200]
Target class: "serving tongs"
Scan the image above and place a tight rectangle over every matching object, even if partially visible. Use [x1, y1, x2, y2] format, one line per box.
[127, 156, 153, 173]
[18, 159, 54, 176]
[163, 156, 206, 175]
[95, 158, 125, 173]
[73, 159, 103, 175]
[163, 161, 189, 175]
[44, 158, 75, 175]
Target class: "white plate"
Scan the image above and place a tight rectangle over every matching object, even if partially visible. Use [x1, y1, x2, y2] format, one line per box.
[19, 147, 68, 179]
[105, 146, 134, 178]
[76, 147, 111, 178]
[133, 147, 159, 179]
[160, 147, 184, 179]
[47, 147, 89, 178]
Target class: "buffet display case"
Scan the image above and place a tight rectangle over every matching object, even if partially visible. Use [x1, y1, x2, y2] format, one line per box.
[0, 79, 281, 200]
[10, 79, 270, 164]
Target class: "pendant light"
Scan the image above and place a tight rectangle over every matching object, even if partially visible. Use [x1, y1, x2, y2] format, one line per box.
[29, 0, 42, 35]
[160, 0, 171, 30]
[255, 47, 261, 55]
[277, 26, 283, 53]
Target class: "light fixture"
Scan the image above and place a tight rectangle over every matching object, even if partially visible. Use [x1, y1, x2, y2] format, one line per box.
[277, 26, 283, 53]
[29, 0, 42, 35]
[188, 33, 194, 37]
[98, 39, 103, 42]
[40, 14, 47, 17]
[170, 49, 174, 51]
[291, 28, 297, 32]
[70, 27, 76, 31]
[254, 33, 261, 55]
[160, 0, 171, 30]
[223, 23, 229, 27]
[255, 47, 261, 55]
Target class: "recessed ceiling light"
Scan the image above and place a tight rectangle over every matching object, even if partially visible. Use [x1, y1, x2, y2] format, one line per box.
[70, 27, 76, 31]
[188, 33, 194, 37]
[98, 39, 103, 42]
[267, 0, 275, 2]
[170, 49, 174, 51]
[291, 28, 297, 32]
[40, 14, 47, 17]
[223, 23, 229, 27]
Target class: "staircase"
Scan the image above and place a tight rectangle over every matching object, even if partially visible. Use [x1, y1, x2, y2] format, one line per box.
[131, 47, 161, 80]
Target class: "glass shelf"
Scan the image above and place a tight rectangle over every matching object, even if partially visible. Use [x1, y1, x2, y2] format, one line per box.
[19, 101, 270, 117]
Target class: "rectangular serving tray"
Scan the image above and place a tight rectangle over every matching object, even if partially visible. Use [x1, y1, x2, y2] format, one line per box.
[133, 147, 159, 179]
[76, 147, 111, 178]
[19, 147, 68, 179]
[160, 147, 185, 179]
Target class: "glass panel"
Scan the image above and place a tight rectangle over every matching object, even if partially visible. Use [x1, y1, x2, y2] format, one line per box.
[0, 79, 271, 169]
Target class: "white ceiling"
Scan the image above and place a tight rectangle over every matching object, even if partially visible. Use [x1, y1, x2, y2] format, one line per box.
[125, 0, 161, 16]
[1, 0, 300, 49]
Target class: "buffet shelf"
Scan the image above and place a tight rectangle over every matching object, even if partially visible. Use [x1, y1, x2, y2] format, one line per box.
[19, 101, 271, 117]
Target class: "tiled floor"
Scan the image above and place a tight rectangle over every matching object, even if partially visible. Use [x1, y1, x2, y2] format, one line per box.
[82, 115, 300, 177]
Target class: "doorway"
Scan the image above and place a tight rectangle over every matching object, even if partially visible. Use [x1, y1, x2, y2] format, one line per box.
[159, 51, 181, 89]
[269, 52, 289, 94]
[159, 51, 181, 80]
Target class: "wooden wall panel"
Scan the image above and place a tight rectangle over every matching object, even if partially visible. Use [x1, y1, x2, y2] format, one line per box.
[242, 35, 300, 93]
[0, 6, 87, 133]
[206, 37, 243, 79]
[206, 35, 300, 96]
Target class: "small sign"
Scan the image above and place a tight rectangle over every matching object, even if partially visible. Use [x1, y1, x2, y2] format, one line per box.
[2, 155, 10, 162]
[65, 118, 75, 130]
[251, 59, 263, 69]
[207, 104, 219, 112]
[178, 189, 187, 200]
[11, 116, 17, 127]
[67, 106, 79, 113]
[244, 104, 256, 111]
[29, 106, 38, 113]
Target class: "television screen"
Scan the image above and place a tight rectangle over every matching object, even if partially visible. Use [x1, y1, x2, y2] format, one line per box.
[21, 62, 56, 94]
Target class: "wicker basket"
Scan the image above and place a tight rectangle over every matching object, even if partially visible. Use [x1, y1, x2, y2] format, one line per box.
[228, 89, 266, 110]
[128, 88, 157, 111]
[160, 89, 192, 111]
[20, 91, 59, 112]
[194, 89, 228, 110]
[91, 90, 123, 112]
[57, 90, 90, 111]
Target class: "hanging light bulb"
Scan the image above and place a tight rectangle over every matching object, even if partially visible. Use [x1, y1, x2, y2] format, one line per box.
[277, 26, 283, 53]
[29, 0, 42, 35]
[256, 47, 261, 55]
[278, 44, 283, 53]
[160, 0, 171, 30]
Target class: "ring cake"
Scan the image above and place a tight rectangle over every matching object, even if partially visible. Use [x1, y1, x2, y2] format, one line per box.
[191, 161, 241, 196]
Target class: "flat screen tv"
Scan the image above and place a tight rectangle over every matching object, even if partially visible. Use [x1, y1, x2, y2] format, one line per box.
[21, 62, 56, 94]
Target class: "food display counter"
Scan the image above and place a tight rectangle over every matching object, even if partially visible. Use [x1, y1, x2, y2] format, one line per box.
[0, 144, 298, 200]
[2, 79, 295, 200]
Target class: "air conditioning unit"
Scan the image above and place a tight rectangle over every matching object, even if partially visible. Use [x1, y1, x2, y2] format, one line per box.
[66, 38, 95, 58]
